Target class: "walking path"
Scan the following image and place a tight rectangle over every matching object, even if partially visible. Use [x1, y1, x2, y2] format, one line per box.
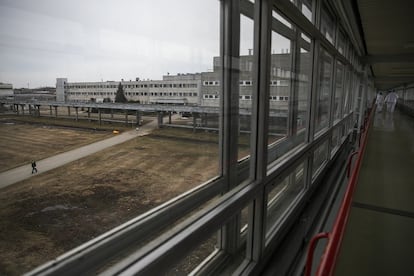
[0, 118, 159, 190]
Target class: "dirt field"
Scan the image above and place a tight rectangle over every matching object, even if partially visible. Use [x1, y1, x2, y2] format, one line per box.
[0, 117, 114, 172]
[0, 119, 222, 275]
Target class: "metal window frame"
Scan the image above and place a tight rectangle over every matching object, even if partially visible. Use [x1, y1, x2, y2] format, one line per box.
[25, 0, 371, 274]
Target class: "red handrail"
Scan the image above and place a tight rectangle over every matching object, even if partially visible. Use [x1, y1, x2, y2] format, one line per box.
[305, 105, 376, 276]
[346, 151, 359, 178]
[316, 106, 375, 276]
[304, 232, 329, 276]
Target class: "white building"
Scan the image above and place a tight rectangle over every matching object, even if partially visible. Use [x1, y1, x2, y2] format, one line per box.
[0, 83, 13, 98]
[65, 74, 202, 105]
[60, 54, 309, 112]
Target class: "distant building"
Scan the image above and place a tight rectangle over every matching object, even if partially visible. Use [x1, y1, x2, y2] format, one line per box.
[13, 87, 56, 101]
[59, 53, 310, 113]
[0, 82, 13, 98]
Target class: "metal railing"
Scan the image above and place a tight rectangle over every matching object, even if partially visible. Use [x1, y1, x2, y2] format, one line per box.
[305, 104, 375, 276]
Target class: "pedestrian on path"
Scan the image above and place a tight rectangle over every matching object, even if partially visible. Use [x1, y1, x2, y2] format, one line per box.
[384, 90, 398, 113]
[376, 92, 384, 112]
[31, 160, 38, 174]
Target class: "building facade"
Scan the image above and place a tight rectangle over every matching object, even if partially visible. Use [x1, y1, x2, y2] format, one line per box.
[61, 54, 309, 112]
[56, 78, 67, 102]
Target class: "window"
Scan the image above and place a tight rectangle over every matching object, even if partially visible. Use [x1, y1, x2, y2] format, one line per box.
[334, 61, 344, 122]
[312, 141, 329, 179]
[266, 162, 305, 237]
[321, 7, 335, 44]
[315, 47, 333, 134]
[238, 14, 254, 162]
[337, 30, 346, 55]
[268, 15, 311, 164]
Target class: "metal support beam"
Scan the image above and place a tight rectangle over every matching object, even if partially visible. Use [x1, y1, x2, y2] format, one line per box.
[246, 0, 272, 264]
[98, 109, 102, 125]
[219, 0, 241, 256]
[157, 112, 163, 128]
[136, 111, 141, 126]
[75, 107, 79, 121]
[374, 76, 414, 84]
[54, 106, 58, 118]
[193, 113, 197, 132]
[362, 54, 414, 64]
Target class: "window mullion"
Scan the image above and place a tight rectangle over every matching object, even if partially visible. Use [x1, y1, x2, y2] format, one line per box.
[246, 0, 272, 263]
[219, 0, 241, 255]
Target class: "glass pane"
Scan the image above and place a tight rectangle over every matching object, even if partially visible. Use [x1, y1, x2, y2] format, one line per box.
[343, 67, 351, 116]
[268, 30, 293, 163]
[239, 14, 254, 162]
[312, 140, 328, 178]
[334, 61, 344, 122]
[268, 18, 311, 164]
[320, 7, 335, 44]
[315, 47, 333, 135]
[266, 162, 305, 237]
[165, 231, 218, 275]
[272, 10, 292, 29]
[297, 45, 312, 137]
[337, 30, 345, 55]
[0, 1, 221, 274]
[330, 126, 340, 156]
[301, 0, 313, 22]
[289, 0, 313, 23]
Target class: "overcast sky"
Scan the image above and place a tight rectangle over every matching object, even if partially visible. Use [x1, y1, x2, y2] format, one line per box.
[0, 0, 281, 89]
[0, 0, 220, 88]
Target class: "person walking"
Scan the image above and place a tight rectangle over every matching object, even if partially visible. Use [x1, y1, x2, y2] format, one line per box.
[376, 92, 384, 112]
[31, 160, 38, 174]
[384, 90, 398, 113]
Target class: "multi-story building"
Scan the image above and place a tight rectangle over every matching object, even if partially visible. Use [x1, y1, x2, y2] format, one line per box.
[65, 75, 201, 105]
[61, 53, 310, 113]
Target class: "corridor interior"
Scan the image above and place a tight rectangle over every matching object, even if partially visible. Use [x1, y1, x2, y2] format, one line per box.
[335, 108, 414, 275]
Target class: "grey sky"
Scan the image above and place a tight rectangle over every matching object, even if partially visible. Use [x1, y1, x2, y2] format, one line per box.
[0, 0, 222, 88]
[0, 0, 289, 89]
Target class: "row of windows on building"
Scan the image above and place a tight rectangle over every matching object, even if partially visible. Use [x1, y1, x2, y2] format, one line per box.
[67, 91, 198, 97]
[203, 80, 290, 86]
[203, 94, 289, 101]
[66, 83, 199, 89]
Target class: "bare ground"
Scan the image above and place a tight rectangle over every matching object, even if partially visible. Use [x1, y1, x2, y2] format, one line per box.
[0, 122, 221, 275]
[0, 117, 113, 172]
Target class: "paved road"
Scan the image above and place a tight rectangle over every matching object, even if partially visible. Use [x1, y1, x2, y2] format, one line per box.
[0, 118, 159, 190]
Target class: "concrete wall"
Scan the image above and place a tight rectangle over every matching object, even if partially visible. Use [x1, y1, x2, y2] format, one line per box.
[56, 78, 67, 102]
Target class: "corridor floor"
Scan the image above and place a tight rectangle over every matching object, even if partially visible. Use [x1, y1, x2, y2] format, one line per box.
[335, 109, 414, 276]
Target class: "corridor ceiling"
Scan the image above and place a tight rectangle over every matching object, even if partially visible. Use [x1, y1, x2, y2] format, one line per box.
[356, 0, 414, 90]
